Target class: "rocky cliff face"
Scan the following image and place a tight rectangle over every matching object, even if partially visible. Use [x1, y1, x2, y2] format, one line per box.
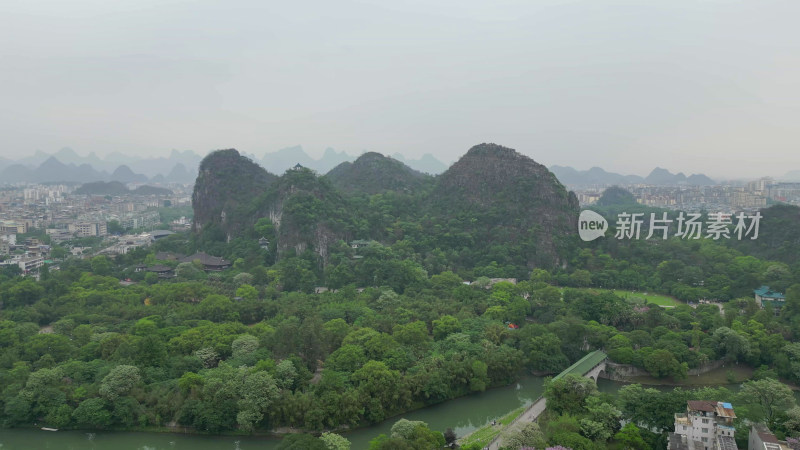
[434, 143, 573, 205]
[192, 149, 277, 237]
[429, 143, 579, 267]
[250, 167, 356, 264]
[325, 152, 432, 195]
[193, 150, 354, 263]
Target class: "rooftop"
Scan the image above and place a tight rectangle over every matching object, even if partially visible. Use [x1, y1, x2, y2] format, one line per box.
[753, 424, 780, 444]
[754, 285, 785, 300]
[715, 402, 736, 419]
[180, 252, 230, 267]
[667, 433, 704, 450]
[687, 400, 716, 412]
[552, 349, 607, 381]
[151, 230, 174, 238]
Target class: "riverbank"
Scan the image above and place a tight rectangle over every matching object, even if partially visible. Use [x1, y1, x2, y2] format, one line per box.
[0, 428, 283, 450]
[1, 375, 552, 450]
[4, 423, 285, 439]
[3, 379, 535, 443]
[626, 364, 754, 386]
[4, 369, 790, 450]
[457, 363, 767, 450]
[457, 406, 525, 449]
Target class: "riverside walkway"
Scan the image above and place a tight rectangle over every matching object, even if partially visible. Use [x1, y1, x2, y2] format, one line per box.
[482, 350, 608, 450]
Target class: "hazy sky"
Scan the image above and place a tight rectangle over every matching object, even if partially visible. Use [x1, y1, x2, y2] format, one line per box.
[2, 0, 799, 178]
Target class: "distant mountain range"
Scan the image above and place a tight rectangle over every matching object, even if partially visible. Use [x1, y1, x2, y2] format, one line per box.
[75, 181, 173, 196]
[13, 146, 794, 186]
[0, 149, 202, 184]
[1, 157, 110, 184]
[0, 146, 449, 184]
[549, 165, 716, 186]
[782, 170, 800, 181]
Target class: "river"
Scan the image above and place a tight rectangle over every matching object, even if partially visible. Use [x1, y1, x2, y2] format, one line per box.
[0, 376, 782, 450]
[0, 375, 548, 450]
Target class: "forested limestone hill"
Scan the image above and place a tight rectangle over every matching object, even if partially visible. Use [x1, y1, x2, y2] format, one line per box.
[191, 149, 278, 238]
[192, 144, 580, 270]
[324, 152, 432, 195]
[427, 143, 579, 268]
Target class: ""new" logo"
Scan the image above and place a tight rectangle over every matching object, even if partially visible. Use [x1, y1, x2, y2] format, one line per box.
[578, 210, 608, 241]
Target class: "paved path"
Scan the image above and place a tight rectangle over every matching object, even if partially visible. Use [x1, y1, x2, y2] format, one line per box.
[485, 397, 547, 450]
[480, 350, 608, 449]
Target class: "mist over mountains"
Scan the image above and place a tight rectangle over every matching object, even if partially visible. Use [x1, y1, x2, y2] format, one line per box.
[0, 146, 449, 184]
[4, 146, 797, 186]
[0, 148, 204, 184]
[550, 165, 717, 186]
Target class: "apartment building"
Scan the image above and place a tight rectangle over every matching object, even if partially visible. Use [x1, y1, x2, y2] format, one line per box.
[68, 221, 108, 237]
[669, 400, 737, 450]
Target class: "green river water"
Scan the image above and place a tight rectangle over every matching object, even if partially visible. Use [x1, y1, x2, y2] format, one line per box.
[0, 377, 740, 450]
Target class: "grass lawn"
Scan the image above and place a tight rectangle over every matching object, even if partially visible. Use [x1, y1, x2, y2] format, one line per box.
[610, 289, 681, 307]
[563, 287, 682, 307]
[629, 364, 754, 386]
[457, 406, 525, 448]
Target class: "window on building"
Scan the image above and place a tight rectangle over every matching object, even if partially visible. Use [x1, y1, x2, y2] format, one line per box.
[702, 428, 709, 433]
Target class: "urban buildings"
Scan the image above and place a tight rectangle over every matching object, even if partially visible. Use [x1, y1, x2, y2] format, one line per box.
[572, 177, 800, 212]
[669, 400, 737, 450]
[0, 182, 192, 277]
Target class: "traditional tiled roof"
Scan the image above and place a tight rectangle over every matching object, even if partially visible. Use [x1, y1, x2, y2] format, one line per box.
[754, 286, 785, 299]
[181, 252, 230, 267]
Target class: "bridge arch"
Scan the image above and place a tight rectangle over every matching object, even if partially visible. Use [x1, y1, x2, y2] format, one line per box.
[551, 349, 608, 383]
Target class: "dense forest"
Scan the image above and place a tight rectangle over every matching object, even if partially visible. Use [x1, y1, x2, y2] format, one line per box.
[2, 235, 800, 448]
[2, 146, 800, 449]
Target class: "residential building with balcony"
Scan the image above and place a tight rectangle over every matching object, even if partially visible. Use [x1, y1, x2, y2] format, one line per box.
[669, 400, 737, 450]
